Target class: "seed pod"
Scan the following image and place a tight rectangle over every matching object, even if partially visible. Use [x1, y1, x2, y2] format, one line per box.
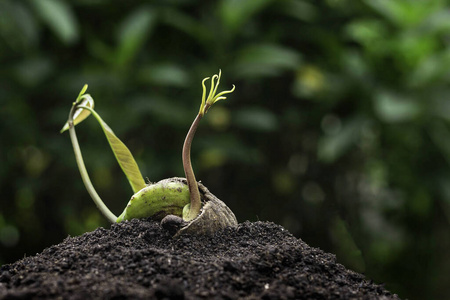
[118, 177, 238, 236]
[161, 178, 238, 237]
[117, 178, 190, 222]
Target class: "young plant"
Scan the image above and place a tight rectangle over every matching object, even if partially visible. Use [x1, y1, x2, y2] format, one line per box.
[182, 70, 235, 221]
[61, 71, 237, 235]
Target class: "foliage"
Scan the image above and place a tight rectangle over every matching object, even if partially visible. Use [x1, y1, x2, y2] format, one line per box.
[1, 1, 449, 299]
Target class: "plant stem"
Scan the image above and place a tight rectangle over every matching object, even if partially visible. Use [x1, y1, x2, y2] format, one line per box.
[68, 104, 117, 223]
[182, 113, 203, 221]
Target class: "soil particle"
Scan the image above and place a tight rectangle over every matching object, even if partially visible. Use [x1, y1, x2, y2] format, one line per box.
[0, 220, 400, 299]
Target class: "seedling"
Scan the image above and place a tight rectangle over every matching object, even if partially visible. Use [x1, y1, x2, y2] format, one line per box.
[61, 71, 237, 236]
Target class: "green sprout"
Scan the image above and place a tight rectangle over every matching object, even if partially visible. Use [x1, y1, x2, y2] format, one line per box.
[182, 70, 235, 221]
[62, 70, 235, 227]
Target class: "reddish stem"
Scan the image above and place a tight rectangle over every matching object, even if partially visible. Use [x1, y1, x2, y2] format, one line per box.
[182, 113, 203, 221]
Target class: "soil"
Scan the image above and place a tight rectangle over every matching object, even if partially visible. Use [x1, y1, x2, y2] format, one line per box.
[0, 219, 400, 299]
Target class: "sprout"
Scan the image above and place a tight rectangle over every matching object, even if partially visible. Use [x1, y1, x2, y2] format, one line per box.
[62, 85, 146, 223]
[182, 70, 235, 221]
[63, 85, 117, 223]
[61, 70, 236, 234]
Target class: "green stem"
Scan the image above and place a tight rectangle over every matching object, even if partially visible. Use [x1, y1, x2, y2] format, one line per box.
[182, 113, 203, 221]
[67, 104, 117, 223]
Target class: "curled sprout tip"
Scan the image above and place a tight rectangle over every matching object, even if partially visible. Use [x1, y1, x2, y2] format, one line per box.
[61, 86, 94, 133]
[199, 70, 235, 116]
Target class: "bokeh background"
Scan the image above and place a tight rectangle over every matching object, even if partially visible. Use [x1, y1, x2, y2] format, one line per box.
[1, 0, 450, 299]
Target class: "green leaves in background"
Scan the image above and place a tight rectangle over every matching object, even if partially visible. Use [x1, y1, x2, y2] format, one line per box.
[88, 6, 156, 67]
[116, 6, 156, 67]
[234, 107, 279, 132]
[220, 0, 273, 34]
[318, 117, 365, 163]
[30, 0, 79, 45]
[138, 63, 191, 87]
[374, 91, 421, 123]
[232, 44, 302, 78]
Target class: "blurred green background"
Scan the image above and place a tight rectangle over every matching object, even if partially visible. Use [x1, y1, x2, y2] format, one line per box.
[1, 0, 450, 299]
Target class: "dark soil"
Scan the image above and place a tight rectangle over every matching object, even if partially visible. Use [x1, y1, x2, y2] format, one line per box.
[0, 219, 400, 299]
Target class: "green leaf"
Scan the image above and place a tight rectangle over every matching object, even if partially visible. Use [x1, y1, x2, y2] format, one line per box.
[408, 49, 450, 87]
[31, 0, 79, 45]
[77, 105, 146, 194]
[232, 44, 302, 78]
[160, 8, 209, 43]
[364, 0, 441, 28]
[137, 63, 190, 87]
[234, 107, 279, 132]
[116, 7, 156, 66]
[275, 0, 317, 22]
[220, 0, 273, 33]
[374, 91, 421, 123]
[318, 117, 365, 163]
[345, 19, 387, 49]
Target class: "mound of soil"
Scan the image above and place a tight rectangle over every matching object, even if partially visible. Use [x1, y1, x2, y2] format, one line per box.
[0, 219, 400, 299]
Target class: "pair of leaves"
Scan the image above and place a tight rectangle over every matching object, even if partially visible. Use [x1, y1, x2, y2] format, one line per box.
[61, 85, 146, 194]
